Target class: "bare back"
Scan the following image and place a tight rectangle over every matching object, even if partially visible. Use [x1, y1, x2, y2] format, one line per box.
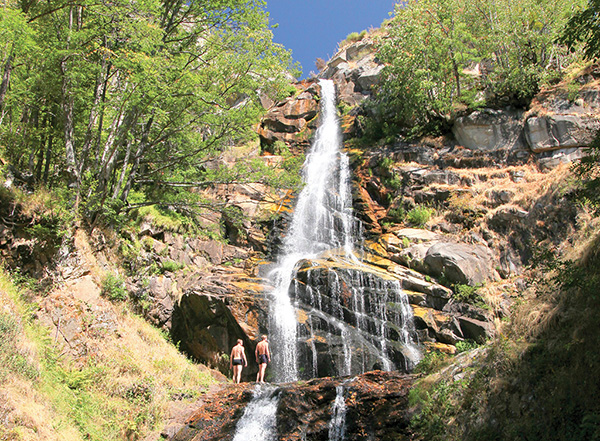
[231, 344, 246, 361]
[256, 340, 269, 356]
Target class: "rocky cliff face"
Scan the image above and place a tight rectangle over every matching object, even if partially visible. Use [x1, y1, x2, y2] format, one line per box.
[158, 42, 600, 382]
[2, 30, 598, 441]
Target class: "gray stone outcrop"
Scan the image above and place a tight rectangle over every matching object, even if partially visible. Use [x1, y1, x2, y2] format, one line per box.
[423, 242, 498, 286]
[524, 114, 599, 152]
[453, 109, 526, 151]
[452, 86, 600, 163]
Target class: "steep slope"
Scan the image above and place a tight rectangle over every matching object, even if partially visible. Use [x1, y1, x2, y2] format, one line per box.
[0, 192, 224, 440]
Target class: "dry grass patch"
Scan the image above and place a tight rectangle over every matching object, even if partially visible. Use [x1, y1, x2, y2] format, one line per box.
[0, 267, 219, 441]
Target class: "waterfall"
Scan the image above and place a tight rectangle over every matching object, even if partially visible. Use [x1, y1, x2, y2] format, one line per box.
[232, 385, 279, 441]
[267, 79, 420, 382]
[268, 79, 355, 382]
[328, 384, 348, 441]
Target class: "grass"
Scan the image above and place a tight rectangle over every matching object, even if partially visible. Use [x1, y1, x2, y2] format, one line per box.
[409, 220, 600, 441]
[0, 267, 218, 441]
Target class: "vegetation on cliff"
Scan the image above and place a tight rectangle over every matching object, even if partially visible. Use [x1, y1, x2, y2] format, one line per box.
[401, 3, 600, 439]
[366, 0, 586, 139]
[1, 0, 600, 439]
[0, 264, 217, 440]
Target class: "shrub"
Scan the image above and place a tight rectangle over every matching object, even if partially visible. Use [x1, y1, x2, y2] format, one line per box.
[407, 206, 434, 226]
[379, 157, 394, 171]
[414, 350, 450, 375]
[453, 284, 486, 308]
[388, 206, 406, 223]
[455, 340, 480, 353]
[101, 273, 127, 301]
[161, 260, 184, 273]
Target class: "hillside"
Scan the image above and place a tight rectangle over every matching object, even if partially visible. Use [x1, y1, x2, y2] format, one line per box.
[1, 0, 600, 439]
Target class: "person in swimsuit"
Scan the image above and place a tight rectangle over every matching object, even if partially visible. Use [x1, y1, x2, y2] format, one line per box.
[229, 339, 247, 384]
[255, 335, 271, 383]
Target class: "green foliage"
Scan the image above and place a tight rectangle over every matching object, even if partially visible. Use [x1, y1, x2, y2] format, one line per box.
[407, 205, 434, 226]
[455, 339, 480, 353]
[383, 174, 403, 191]
[368, 0, 585, 140]
[411, 380, 463, 440]
[573, 131, 600, 213]
[379, 157, 394, 171]
[560, 0, 600, 61]
[341, 30, 367, 46]
[388, 206, 407, 223]
[161, 260, 185, 274]
[0, 313, 39, 381]
[101, 273, 127, 302]
[414, 350, 450, 375]
[0, 0, 295, 222]
[453, 283, 486, 308]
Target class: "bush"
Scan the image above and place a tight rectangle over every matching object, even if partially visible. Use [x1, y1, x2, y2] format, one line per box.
[407, 206, 434, 226]
[101, 273, 127, 301]
[453, 284, 486, 308]
[455, 340, 480, 353]
[388, 206, 406, 223]
[161, 260, 184, 273]
[414, 350, 450, 375]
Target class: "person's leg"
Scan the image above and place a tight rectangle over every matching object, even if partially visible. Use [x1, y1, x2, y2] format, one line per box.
[258, 363, 266, 382]
[233, 365, 241, 383]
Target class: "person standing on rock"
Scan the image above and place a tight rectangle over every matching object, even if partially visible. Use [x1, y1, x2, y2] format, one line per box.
[230, 339, 247, 384]
[255, 335, 271, 383]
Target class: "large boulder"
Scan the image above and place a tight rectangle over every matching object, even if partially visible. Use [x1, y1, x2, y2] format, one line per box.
[524, 114, 600, 153]
[452, 109, 526, 151]
[424, 242, 498, 286]
[171, 290, 261, 381]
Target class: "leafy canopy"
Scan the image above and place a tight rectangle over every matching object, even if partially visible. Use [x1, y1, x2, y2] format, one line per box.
[366, 0, 585, 140]
[0, 0, 298, 225]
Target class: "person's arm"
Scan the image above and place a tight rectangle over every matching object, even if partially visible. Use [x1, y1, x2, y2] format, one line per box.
[229, 348, 234, 369]
[255, 345, 259, 363]
[267, 344, 271, 362]
[242, 349, 247, 366]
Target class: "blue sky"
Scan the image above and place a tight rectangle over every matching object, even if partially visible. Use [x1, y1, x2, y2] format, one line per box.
[265, 0, 398, 78]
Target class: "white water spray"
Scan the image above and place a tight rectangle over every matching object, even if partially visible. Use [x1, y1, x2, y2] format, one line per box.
[232, 385, 279, 441]
[268, 79, 355, 382]
[328, 384, 348, 441]
[267, 79, 421, 382]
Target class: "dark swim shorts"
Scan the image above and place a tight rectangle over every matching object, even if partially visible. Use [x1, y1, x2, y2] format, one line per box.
[232, 358, 243, 366]
[258, 354, 268, 364]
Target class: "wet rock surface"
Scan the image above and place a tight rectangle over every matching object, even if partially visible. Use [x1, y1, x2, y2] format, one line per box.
[168, 370, 414, 441]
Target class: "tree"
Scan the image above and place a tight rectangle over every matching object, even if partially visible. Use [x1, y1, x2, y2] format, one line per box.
[0, 0, 297, 223]
[560, 0, 600, 61]
[367, 0, 584, 140]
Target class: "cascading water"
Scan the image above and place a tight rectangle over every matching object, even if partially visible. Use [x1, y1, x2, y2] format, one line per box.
[232, 385, 279, 441]
[328, 384, 348, 441]
[267, 79, 420, 382]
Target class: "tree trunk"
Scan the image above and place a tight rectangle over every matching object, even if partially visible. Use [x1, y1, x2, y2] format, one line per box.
[79, 47, 110, 180]
[60, 7, 79, 185]
[0, 51, 14, 112]
[120, 115, 153, 203]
